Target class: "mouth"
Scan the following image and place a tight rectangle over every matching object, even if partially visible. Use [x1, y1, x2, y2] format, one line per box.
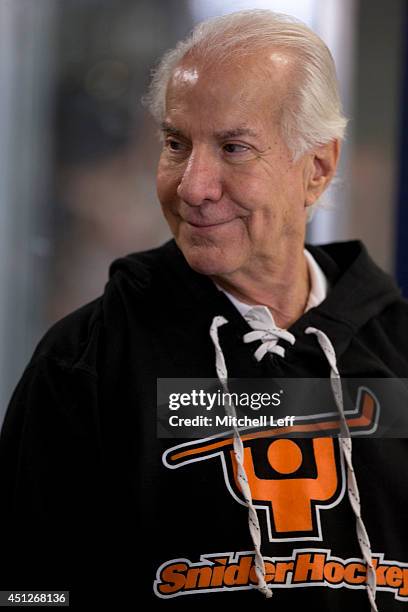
[184, 218, 238, 229]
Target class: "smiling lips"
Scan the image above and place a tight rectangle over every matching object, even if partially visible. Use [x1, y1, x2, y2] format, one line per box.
[183, 218, 238, 228]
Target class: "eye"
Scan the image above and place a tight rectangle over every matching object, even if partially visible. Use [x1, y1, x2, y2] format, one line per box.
[223, 143, 250, 154]
[165, 138, 187, 153]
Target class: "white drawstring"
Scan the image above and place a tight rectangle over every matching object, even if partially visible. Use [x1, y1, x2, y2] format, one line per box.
[209, 314, 378, 610]
[243, 320, 295, 361]
[305, 327, 378, 612]
[209, 316, 272, 599]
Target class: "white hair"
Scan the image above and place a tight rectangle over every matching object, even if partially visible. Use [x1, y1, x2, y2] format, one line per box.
[145, 9, 348, 215]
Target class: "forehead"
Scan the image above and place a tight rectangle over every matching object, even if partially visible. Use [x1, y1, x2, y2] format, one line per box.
[165, 50, 294, 133]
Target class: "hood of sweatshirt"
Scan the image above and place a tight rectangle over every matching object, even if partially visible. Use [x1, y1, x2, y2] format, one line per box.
[108, 238, 404, 380]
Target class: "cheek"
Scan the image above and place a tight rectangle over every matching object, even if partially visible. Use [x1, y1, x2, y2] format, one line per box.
[228, 176, 280, 223]
[228, 159, 284, 203]
[156, 163, 180, 208]
[231, 170, 292, 240]
[226, 176, 265, 213]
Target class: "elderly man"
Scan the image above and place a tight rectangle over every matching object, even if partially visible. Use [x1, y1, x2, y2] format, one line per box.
[1, 9, 407, 611]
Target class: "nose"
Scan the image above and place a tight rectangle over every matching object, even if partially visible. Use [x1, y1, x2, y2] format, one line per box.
[176, 147, 223, 206]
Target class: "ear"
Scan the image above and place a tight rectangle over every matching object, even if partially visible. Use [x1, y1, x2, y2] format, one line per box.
[305, 139, 340, 207]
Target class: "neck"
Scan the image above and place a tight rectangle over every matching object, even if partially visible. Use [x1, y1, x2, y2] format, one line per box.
[211, 247, 310, 329]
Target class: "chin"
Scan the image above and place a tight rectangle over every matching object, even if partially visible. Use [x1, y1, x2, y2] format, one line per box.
[177, 239, 242, 276]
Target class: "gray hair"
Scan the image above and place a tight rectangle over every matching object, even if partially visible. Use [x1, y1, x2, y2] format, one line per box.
[145, 9, 348, 214]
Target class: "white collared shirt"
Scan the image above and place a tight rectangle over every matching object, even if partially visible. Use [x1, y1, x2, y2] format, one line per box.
[216, 249, 328, 331]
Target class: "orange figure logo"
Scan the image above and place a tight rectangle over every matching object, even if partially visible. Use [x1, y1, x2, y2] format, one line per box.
[231, 438, 338, 533]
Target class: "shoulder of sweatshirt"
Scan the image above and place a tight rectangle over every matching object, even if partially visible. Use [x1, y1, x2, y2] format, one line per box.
[29, 297, 104, 377]
[373, 295, 408, 345]
[26, 244, 164, 376]
[357, 295, 408, 376]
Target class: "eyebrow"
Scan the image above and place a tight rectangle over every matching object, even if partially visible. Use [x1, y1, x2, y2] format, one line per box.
[214, 127, 259, 139]
[160, 121, 259, 140]
[160, 122, 184, 137]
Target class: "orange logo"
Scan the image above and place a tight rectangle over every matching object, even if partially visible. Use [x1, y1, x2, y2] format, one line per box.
[163, 388, 379, 541]
[232, 438, 338, 533]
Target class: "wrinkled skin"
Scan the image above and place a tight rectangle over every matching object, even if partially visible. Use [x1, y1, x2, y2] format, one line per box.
[156, 51, 339, 327]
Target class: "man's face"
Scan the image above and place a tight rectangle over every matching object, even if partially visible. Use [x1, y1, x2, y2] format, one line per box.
[156, 52, 312, 278]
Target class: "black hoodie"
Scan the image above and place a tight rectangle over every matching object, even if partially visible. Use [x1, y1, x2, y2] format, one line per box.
[0, 239, 407, 611]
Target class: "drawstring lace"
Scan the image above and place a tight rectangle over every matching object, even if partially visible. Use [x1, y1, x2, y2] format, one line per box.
[243, 320, 295, 361]
[209, 315, 378, 611]
[210, 316, 273, 599]
[305, 327, 378, 612]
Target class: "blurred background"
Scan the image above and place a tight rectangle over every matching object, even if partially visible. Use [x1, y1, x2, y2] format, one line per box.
[0, 0, 407, 420]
